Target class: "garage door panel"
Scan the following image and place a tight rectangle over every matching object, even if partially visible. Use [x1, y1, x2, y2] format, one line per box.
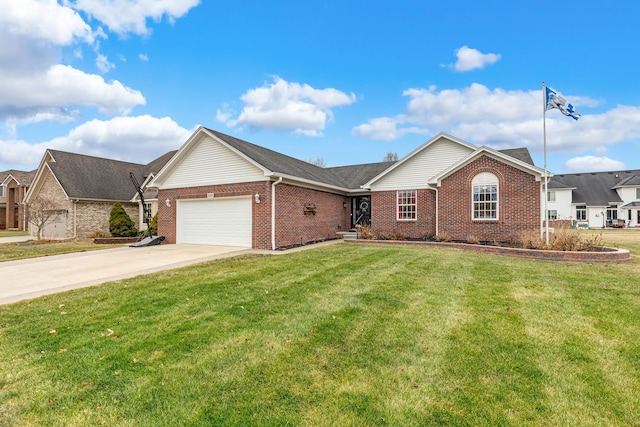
[177, 198, 252, 247]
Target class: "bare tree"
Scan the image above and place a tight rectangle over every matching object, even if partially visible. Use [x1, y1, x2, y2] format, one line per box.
[306, 156, 327, 167]
[383, 151, 399, 162]
[26, 196, 62, 240]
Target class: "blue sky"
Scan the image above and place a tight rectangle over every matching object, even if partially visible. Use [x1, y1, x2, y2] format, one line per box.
[2, 1, 640, 175]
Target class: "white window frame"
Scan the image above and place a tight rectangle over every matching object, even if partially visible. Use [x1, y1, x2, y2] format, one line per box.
[0, 185, 4, 198]
[396, 190, 417, 221]
[472, 173, 498, 220]
[547, 210, 558, 220]
[547, 191, 556, 202]
[575, 205, 587, 221]
[636, 188, 640, 200]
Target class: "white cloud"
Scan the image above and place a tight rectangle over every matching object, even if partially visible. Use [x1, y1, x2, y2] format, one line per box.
[139, 53, 148, 62]
[353, 83, 640, 160]
[564, 156, 626, 172]
[219, 77, 356, 136]
[95, 53, 115, 73]
[0, 0, 94, 45]
[0, 115, 191, 169]
[452, 46, 501, 72]
[0, 64, 145, 121]
[70, 0, 201, 36]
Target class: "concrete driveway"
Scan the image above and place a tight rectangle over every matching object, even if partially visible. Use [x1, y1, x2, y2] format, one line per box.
[0, 244, 252, 305]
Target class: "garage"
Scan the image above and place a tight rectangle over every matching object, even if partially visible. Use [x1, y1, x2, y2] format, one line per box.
[176, 197, 252, 247]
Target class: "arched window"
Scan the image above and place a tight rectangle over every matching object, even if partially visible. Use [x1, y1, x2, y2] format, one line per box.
[472, 172, 498, 220]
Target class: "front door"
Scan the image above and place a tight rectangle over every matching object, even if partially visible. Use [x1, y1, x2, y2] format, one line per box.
[352, 196, 371, 228]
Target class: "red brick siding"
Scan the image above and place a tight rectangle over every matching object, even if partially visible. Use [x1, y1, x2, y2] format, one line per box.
[370, 189, 436, 238]
[158, 182, 271, 248]
[158, 181, 349, 250]
[438, 156, 540, 242]
[274, 184, 350, 248]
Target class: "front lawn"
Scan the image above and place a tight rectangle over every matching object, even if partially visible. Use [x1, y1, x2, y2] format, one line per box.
[0, 241, 119, 262]
[1, 241, 639, 425]
[0, 230, 28, 237]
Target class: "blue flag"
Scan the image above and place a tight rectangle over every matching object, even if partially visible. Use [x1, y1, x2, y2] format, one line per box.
[545, 86, 580, 120]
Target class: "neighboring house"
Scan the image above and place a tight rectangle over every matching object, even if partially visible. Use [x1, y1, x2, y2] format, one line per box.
[0, 169, 35, 231]
[25, 150, 173, 239]
[150, 127, 546, 250]
[546, 170, 640, 228]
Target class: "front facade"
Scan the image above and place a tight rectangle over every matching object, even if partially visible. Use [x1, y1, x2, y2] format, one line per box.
[25, 150, 173, 239]
[151, 127, 545, 249]
[546, 170, 640, 228]
[0, 170, 35, 231]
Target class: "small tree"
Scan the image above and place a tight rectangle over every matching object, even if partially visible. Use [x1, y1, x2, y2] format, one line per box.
[383, 151, 399, 162]
[306, 156, 327, 167]
[109, 202, 138, 237]
[26, 196, 61, 240]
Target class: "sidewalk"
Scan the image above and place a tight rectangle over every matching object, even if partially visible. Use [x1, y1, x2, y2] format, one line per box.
[0, 235, 33, 244]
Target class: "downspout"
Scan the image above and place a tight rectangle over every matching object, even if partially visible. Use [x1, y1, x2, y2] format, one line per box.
[271, 177, 283, 250]
[73, 199, 78, 238]
[434, 187, 439, 237]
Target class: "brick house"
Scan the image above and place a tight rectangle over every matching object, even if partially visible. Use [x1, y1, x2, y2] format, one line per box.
[151, 127, 546, 249]
[0, 170, 36, 230]
[24, 150, 174, 239]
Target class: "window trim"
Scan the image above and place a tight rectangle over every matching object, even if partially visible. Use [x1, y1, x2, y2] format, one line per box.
[575, 205, 587, 221]
[396, 190, 417, 221]
[472, 173, 499, 221]
[547, 191, 556, 202]
[636, 187, 640, 200]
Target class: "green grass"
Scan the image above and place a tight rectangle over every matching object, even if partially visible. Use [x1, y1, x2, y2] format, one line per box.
[1, 234, 639, 426]
[0, 230, 28, 237]
[0, 241, 119, 262]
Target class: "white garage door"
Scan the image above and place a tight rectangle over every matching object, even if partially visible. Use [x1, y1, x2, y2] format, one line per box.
[177, 197, 252, 247]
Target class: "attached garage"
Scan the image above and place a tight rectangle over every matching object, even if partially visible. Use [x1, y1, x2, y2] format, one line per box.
[176, 197, 252, 247]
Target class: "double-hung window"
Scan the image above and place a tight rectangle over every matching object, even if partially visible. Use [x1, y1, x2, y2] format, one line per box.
[397, 190, 416, 220]
[472, 173, 498, 220]
[636, 188, 640, 199]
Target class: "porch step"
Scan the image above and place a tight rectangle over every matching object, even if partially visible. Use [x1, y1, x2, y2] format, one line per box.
[336, 231, 358, 239]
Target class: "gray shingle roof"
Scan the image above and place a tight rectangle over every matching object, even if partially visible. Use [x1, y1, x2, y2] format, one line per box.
[207, 128, 395, 190]
[208, 128, 533, 191]
[47, 150, 174, 201]
[0, 169, 36, 186]
[498, 148, 535, 166]
[549, 170, 640, 206]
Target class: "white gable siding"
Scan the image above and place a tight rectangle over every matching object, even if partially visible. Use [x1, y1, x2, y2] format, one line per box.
[159, 136, 266, 189]
[370, 138, 473, 191]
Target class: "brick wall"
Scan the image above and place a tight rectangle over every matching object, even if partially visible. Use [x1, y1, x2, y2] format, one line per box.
[438, 156, 540, 242]
[158, 181, 272, 248]
[370, 189, 436, 239]
[158, 181, 350, 250]
[274, 184, 350, 249]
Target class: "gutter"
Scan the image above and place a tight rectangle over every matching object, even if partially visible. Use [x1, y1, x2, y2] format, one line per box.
[271, 176, 283, 250]
[73, 199, 79, 238]
[435, 187, 439, 237]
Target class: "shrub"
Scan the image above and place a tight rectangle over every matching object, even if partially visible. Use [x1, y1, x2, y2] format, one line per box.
[466, 235, 480, 245]
[389, 228, 407, 241]
[436, 230, 451, 242]
[109, 203, 138, 237]
[355, 224, 376, 240]
[87, 229, 111, 239]
[147, 212, 158, 237]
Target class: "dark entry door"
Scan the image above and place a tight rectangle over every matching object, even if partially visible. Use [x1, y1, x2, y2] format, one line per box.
[352, 196, 371, 227]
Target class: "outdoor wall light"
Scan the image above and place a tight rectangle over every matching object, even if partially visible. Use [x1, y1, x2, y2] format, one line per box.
[343, 201, 347, 208]
[254, 193, 260, 203]
[165, 198, 171, 207]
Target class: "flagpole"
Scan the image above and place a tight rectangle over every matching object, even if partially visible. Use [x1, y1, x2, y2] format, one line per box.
[542, 82, 549, 245]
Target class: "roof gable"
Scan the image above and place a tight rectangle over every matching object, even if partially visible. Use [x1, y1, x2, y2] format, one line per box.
[364, 133, 476, 190]
[428, 146, 545, 186]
